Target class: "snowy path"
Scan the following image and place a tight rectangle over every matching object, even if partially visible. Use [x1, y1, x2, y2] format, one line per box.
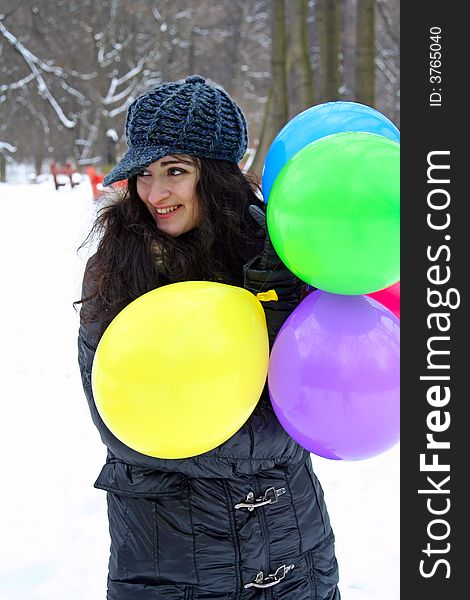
[0, 179, 399, 599]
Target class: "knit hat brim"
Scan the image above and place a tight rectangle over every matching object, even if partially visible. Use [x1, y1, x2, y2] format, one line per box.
[103, 145, 171, 187]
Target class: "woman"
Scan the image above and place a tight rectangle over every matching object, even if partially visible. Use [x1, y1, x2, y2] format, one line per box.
[77, 74, 340, 599]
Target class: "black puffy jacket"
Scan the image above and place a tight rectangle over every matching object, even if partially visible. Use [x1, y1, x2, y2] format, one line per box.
[78, 255, 340, 600]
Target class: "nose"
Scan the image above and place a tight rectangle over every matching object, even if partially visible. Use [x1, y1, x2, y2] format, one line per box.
[147, 178, 171, 206]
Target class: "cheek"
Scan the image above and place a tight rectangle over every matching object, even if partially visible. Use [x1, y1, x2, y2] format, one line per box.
[137, 188, 154, 217]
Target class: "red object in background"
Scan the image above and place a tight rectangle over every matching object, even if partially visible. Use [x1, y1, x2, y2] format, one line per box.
[86, 166, 127, 200]
[296, 282, 400, 320]
[86, 166, 104, 199]
[50, 161, 79, 190]
[367, 281, 400, 319]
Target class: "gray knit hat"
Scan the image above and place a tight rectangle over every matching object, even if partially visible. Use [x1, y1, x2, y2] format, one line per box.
[103, 74, 248, 186]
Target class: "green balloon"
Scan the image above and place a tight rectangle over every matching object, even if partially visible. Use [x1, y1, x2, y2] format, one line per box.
[266, 132, 400, 295]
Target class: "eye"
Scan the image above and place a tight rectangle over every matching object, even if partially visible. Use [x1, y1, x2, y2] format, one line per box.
[137, 170, 151, 178]
[168, 167, 186, 176]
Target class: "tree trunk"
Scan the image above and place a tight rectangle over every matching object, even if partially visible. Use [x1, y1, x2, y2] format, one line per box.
[270, 0, 288, 131]
[250, 0, 288, 179]
[34, 153, 43, 177]
[286, 0, 314, 118]
[0, 153, 6, 183]
[355, 0, 375, 105]
[104, 118, 117, 166]
[188, 29, 195, 74]
[318, 0, 341, 102]
[249, 84, 273, 178]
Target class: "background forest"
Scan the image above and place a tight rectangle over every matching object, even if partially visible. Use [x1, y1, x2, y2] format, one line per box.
[0, 0, 399, 181]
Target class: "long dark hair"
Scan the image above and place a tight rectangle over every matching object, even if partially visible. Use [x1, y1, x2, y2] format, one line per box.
[76, 157, 264, 331]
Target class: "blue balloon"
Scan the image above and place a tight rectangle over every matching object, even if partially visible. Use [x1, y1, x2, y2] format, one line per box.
[261, 101, 400, 202]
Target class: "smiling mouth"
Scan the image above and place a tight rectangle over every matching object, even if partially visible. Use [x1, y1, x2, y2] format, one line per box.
[155, 204, 181, 215]
[156, 205, 181, 215]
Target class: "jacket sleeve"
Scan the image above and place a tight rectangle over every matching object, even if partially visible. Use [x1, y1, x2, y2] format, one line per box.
[77, 257, 109, 446]
[77, 256, 155, 466]
[243, 255, 304, 348]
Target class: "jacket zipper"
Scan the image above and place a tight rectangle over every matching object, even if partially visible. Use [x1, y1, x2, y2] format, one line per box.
[252, 476, 274, 600]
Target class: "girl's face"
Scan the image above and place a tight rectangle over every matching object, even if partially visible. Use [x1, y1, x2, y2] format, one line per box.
[136, 155, 201, 237]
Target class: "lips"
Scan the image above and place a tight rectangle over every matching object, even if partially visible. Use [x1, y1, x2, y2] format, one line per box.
[155, 204, 182, 219]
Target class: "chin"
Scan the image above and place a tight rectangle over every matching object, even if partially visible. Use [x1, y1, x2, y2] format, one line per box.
[158, 224, 185, 237]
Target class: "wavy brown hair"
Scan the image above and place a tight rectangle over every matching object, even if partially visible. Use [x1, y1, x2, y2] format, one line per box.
[76, 157, 264, 332]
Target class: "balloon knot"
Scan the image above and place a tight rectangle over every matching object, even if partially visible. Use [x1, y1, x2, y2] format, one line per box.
[256, 289, 278, 302]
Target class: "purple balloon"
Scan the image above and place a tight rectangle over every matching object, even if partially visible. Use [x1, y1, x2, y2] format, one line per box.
[268, 290, 400, 460]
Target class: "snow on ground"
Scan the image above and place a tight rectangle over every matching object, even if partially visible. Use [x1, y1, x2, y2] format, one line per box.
[0, 178, 399, 599]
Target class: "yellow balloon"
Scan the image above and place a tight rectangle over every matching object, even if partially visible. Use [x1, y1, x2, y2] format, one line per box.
[92, 281, 269, 459]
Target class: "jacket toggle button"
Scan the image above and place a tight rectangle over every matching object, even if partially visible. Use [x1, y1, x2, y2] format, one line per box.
[244, 563, 295, 589]
[234, 486, 286, 511]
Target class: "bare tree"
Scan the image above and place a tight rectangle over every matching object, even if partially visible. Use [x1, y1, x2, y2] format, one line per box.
[250, 0, 288, 177]
[355, 0, 375, 105]
[270, 0, 289, 131]
[376, 0, 399, 125]
[286, 0, 314, 118]
[0, 0, 399, 180]
[317, 0, 341, 101]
